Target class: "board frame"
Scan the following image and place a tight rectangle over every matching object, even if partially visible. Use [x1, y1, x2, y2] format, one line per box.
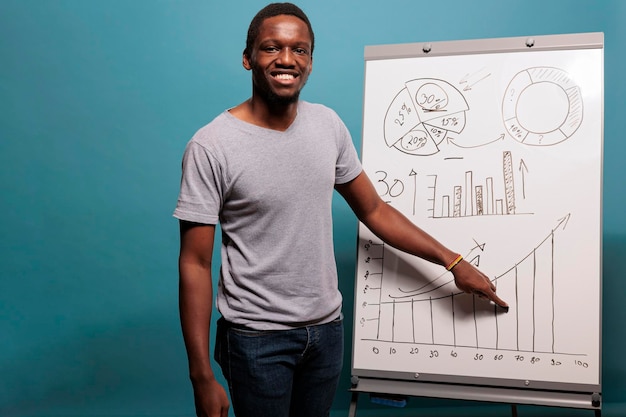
[351, 32, 604, 411]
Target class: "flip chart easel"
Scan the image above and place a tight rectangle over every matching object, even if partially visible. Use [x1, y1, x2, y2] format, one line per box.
[350, 32, 604, 417]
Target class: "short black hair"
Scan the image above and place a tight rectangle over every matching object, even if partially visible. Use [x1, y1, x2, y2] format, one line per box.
[244, 2, 315, 58]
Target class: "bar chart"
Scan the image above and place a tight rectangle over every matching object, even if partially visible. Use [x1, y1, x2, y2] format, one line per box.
[427, 151, 520, 219]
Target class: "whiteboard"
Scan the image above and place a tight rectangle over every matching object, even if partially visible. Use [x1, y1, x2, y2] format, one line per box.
[352, 33, 603, 396]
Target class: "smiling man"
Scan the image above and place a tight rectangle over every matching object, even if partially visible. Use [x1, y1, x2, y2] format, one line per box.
[174, 3, 507, 417]
[240, 9, 313, 109]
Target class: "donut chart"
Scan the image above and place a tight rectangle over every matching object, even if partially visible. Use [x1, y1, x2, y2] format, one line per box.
[384, 79, 469, 156]
[502, 67, 583, 146]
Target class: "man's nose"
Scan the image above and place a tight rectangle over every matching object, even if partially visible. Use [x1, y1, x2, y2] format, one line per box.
[276, 48, 295, 66]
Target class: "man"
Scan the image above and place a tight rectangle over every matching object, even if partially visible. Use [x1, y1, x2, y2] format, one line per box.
[174, 3, 508, 417]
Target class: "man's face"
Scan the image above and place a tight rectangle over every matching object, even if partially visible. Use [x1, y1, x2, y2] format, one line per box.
[244, 14, 313, 105]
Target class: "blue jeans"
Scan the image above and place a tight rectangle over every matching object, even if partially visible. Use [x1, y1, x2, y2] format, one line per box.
[215, 316, 344, 417]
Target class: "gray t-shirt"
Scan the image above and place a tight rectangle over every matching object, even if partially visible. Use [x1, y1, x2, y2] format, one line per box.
[174, 101, 362, 330]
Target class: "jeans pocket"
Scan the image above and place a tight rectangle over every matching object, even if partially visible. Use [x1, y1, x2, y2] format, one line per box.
[229, 326, 266, 337]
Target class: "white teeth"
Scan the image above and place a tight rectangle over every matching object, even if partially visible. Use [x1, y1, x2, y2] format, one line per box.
[275, 74, 294, 80]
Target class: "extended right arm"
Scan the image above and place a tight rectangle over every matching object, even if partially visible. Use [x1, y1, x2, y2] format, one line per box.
[178, 220, 229, 417]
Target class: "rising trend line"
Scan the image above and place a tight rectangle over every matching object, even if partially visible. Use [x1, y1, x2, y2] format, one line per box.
[390, 214, 571, 300]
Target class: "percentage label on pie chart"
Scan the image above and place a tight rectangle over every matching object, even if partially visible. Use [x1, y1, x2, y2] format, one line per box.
[384, 79, 469, 156]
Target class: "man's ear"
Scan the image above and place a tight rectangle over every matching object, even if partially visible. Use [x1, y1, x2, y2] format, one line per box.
[243, 53, 252, 71]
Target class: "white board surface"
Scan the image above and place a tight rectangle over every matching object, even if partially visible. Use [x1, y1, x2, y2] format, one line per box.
[352, 33, 603, 392]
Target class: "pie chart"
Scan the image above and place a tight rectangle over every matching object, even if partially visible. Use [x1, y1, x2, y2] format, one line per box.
[384, 79, 470, 156]
[502, 67, 583, 146]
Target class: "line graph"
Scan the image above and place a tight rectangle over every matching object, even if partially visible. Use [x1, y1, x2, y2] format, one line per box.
[356, 214, 584, 357]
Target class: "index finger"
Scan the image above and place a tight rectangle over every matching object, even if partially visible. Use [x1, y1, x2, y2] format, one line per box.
[475, 287, 509, 311]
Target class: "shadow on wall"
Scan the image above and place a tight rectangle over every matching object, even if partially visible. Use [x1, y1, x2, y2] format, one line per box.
[601, 234, 626, 403]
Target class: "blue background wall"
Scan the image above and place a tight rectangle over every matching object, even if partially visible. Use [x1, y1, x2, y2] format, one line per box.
[1, 1, 624, 416]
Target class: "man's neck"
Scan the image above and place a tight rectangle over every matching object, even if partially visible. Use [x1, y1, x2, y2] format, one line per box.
[229, 97, 298, 132]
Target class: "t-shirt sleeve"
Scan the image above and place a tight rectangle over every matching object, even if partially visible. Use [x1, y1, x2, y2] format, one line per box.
[334, 113, 363, 185]
[173, 140, 222, 225]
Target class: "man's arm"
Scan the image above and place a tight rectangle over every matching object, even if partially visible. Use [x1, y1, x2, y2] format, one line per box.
[178, 220, 230, 417]
[335, 171, 508, 308]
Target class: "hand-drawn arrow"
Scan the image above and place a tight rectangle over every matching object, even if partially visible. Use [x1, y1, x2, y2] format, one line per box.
[518, 159, 529, 199]
[447, 133, 505, 149]
[460, 69, 492, 91]
[493, 213, 572, 281]
[409, 169, 417, 216]
[556, 213, 571, 231]
[394, 240, 487, 298]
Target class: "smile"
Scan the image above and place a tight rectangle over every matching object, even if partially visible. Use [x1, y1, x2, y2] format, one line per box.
[273, 73, 296, 80]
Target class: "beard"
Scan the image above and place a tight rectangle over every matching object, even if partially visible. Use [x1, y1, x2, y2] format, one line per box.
[265, 88, 301, 106]
[251, 71, 307, 107]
